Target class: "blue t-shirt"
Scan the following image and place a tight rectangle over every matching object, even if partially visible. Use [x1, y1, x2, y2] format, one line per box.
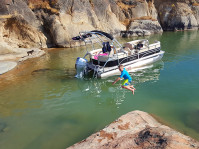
[120, 68, 132, 81]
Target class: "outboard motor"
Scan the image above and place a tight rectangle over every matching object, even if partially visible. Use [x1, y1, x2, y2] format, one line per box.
[75, 57, 88, 78]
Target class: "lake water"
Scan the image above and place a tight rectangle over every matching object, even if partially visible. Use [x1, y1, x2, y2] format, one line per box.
[0, 31, 199, 149]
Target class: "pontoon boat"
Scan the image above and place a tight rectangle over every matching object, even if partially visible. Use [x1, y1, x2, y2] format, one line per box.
[73, 30, 164, 78]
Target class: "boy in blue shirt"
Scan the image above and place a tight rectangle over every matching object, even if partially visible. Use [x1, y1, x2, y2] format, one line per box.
[112, 65, 136, 94]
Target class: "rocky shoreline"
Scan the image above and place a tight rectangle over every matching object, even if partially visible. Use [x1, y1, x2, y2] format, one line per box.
[67, 111, 199, 149]
[0, 44, 45, 75]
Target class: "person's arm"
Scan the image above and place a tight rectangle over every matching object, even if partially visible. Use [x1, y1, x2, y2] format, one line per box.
[112, 77, 121, 85]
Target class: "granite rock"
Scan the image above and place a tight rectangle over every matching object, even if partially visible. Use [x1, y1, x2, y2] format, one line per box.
[154, 0, 199, 31]
[67, 110, 199, 149]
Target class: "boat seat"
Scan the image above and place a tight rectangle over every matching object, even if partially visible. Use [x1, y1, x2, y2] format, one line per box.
[113, 52, 128, 59]
[124, 43, 133, 50]
[98, 54, 109, 62]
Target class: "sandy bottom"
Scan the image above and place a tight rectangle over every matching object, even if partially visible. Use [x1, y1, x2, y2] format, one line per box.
[0, 54, 47, 91]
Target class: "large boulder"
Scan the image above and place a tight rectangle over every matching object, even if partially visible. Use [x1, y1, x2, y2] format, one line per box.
[0, 0, 40, 28]
[1, 15, 47, 48]
[0, 42, 15, 55]
[110, 0, 162, 35]
[154, 1, 199, 30]
[191, 4, 199, 25]
[129, 20, 163, 34]
[67, 111, 199, 149]
[0, 0, 47, 49]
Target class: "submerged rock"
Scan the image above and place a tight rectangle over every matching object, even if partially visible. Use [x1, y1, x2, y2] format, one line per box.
[0, 122, 7, 133]
[183, 109, 199, 134]
[66, 110, 199, 149]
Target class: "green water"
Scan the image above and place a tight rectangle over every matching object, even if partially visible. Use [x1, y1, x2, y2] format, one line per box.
[0, 31, 199, 149]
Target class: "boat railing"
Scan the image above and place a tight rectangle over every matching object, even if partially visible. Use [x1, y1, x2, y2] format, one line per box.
[118, 56, 130, 66]
[139, 42, 160, 59]
[96, 51, 103, 65]
[80, 31, 128, 66]
[140, 51, 151, 59]
[101, 41, 161, 72]
[150, 41, 160, 49]
[102, 57, 112, 72]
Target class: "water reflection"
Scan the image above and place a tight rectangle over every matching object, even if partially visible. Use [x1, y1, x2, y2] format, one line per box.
[182, 109, 199, 134]
[130, 61, 164, 84]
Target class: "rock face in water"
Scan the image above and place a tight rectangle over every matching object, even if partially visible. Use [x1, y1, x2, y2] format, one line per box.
[0, 0, 199, 48]
[67, 111, 199, 149]
[129, 20, 163, 34]
[154, 0, 199, 31]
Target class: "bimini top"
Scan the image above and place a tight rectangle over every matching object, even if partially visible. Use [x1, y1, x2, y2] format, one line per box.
[72, 30, 114, 41]
[90, 30, 113, 40]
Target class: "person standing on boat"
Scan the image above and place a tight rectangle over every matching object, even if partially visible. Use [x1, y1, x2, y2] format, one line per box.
[112, 65, 136, 94]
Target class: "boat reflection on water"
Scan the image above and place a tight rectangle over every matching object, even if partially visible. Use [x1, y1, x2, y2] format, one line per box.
[130, 60, 164, 84]
[77, 61, 164, 107]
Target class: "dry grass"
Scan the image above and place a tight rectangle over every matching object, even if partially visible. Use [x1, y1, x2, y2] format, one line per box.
[148, 0, 153, 9]
[117, 1, 136, 10]
[132, 16, 157, 21]
[192, 2, 199, 6]
[117, 0, 152, 10]
[0, 15, 13, 19]
[121, 16, 157, 29]
[28, 0, 59, 14]
[4, 16, 35, 41]
[121, 19, 131, 26]
[171, 3, 175, 7]
[136, 0, 145, 3]
[89, 0, 94, 8]
[182, 8, 193, 15]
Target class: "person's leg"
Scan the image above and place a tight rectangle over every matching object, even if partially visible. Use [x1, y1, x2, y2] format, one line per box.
[122, 85, 135, 94]
[130, 85, 136, 90]
[121, 80, 135, 94]
[128, 81, 136, 90]
[122, 79, 128, 86]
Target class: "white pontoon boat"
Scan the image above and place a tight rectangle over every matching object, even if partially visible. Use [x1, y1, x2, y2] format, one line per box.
[73, 30, 164, 78]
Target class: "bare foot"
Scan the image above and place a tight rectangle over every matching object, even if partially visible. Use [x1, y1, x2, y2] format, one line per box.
[132, 89, 135, 95]
[130, 86, 136, 90]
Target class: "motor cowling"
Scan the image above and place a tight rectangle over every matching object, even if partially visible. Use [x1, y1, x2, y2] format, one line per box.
[75, 57, 88, 78]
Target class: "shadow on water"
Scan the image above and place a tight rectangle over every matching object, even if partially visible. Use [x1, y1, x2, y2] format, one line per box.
[182, 109, 199, 134]
[0, 122, 7, 133]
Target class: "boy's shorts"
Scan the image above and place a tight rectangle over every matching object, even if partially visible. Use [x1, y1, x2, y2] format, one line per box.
[122, 79, 132, 86]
